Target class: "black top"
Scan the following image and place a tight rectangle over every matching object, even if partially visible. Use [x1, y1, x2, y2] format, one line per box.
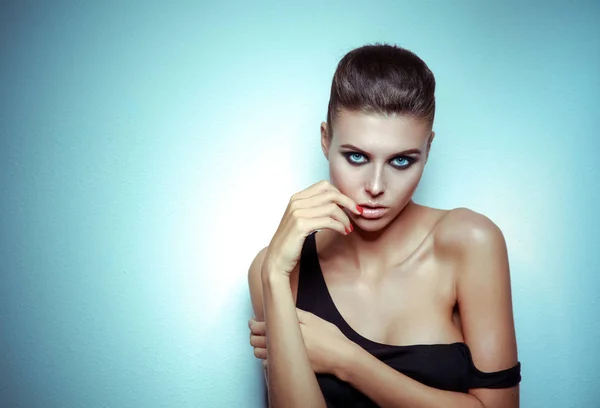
[296, 231, 521, 407]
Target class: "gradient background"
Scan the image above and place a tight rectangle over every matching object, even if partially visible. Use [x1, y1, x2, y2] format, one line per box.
[1, 1, 599, 407]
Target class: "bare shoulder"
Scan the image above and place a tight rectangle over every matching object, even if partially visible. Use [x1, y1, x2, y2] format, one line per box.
[436, 209, 519, 403]
[433, 207, 507, 259]
[247, 246, 270, 321]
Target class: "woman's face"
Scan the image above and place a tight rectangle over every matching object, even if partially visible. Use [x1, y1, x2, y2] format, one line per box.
[321, 109, 434, 232]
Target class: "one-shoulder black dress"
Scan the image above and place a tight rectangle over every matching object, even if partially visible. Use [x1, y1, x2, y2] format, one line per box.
[295, 231, 521, 407]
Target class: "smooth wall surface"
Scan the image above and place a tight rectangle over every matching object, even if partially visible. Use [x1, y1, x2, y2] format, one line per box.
[1, 1, 599, 407]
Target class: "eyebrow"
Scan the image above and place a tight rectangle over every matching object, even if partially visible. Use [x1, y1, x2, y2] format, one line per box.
[339, 144, 422, 156]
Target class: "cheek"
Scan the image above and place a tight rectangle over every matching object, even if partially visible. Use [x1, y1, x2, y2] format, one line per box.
[402, 171, 423, 190]
[392, 169, 425, 202]
[328, 160, 356, 192]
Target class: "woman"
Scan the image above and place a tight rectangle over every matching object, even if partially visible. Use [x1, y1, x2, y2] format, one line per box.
[248, 43, 521, 408]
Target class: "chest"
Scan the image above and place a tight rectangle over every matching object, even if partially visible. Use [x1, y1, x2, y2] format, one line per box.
[292, 254, 460, 345]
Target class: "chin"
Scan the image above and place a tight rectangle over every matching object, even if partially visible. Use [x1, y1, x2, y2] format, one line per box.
[352, 217, 389, 232]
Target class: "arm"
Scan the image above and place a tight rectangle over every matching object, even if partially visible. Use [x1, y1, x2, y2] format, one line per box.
[331, 210, 519, 408]
[248, 247, 270, 385]
[248, 247, 327, 408]
[454, 211, 519, 407]
[335, 346, 485, 408]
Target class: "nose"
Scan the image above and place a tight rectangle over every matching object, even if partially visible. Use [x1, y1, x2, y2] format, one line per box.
[365, 167, 385, 197]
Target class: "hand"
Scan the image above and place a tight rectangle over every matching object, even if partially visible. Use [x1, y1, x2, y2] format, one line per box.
[247, 319, 269, 381]
[248, 318, 267, 362]
[263, 180, 363, 278]
[296, 308, 356, 374]
[249, 310, 356, 375]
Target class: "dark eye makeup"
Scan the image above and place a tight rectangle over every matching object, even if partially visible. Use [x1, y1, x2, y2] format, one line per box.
[342, 151, 417, 169]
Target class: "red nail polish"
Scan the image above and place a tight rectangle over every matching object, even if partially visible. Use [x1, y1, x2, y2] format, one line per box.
[344, 227, 350, 234]
[356, 205, 364, 214]
[350, 224, 354, 232]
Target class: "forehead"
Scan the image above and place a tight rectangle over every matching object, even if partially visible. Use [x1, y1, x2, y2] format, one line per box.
[333, 110, 430, 150]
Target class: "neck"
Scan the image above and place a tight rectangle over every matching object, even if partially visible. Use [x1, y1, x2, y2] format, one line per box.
[334, 199, 423, 273]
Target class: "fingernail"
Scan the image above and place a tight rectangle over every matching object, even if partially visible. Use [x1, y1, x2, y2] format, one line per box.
[349, 224, 354, 232]
[344, 227, 350, 234]
[356, 205, 364, 214]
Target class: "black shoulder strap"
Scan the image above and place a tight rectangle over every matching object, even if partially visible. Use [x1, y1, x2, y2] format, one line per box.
[296, 231, 321, 311]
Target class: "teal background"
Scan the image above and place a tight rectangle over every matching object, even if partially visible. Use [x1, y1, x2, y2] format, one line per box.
[1, 1, 599, 407]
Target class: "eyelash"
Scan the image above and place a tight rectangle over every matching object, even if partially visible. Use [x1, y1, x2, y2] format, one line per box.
[343, 152, 416, 169]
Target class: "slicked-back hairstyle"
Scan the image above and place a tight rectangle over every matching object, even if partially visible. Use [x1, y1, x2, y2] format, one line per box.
[326, 43, 436, 139]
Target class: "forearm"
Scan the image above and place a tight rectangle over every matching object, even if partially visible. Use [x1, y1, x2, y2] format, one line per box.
[261, 268, 327, 408]
[336, 344, 484, 408]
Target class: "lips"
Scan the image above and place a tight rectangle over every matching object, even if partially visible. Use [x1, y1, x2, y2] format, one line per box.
[358, 205, 387, 219]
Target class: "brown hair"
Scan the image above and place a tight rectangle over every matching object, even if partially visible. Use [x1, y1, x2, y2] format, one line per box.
[326, 43, 436, 139]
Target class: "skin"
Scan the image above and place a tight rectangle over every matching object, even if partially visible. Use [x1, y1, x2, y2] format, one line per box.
[248, 109, 520, 407]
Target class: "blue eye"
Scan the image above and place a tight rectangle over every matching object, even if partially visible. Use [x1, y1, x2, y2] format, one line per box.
[393, 157, 411, 168]
[347, 153, 366, 164]
[343, 152, 415, 169]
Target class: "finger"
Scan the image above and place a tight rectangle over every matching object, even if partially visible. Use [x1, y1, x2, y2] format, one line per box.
[292, 181, 361, 217]
[249, 320, 266, 335]
[319, 189, 361, 216]
[299, 216, 349, 236]
[250, 334, 267, 348]
[294, 202, 353, 233]
[254, 347, 267, 359]
[296, 308, 305, 323]
[291, 180, 335, 201]
[298, 189, 361, 216]
[296, 308, 313, 324]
